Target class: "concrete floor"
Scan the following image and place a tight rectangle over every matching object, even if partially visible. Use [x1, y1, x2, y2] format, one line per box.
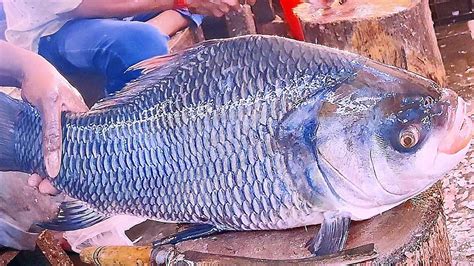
[436, 21, 474, 264]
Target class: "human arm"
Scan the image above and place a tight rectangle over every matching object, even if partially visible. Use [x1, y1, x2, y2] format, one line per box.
[68, 0, 254, 18]
[68, 0, 175, 18]
[307, 0, 337, 9]
[0, 41, 88, 193]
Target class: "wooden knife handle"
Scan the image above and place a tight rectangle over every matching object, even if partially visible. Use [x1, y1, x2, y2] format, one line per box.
[80, 246, 152, 265]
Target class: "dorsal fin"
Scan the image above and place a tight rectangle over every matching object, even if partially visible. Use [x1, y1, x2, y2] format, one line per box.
[88, 53, 182, 112]
[37, 200, 108, 231]
[128, 39, 221, 74]
[89, 39, 221, 112]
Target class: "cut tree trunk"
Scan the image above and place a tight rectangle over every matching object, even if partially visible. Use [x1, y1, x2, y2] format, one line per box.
[294, 0, 446, 85]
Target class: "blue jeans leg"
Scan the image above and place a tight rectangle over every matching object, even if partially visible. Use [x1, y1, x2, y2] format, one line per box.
[38, 19, 170, 94]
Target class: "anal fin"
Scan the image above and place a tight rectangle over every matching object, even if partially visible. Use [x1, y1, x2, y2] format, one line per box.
[306, 211, 351, 256]
[37, 200, 108, 231]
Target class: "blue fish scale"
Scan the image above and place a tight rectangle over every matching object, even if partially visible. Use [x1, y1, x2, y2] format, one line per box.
[14, 36, 358, 230]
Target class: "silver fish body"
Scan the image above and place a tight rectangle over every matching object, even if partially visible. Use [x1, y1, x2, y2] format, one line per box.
[0, 35, 467, 234]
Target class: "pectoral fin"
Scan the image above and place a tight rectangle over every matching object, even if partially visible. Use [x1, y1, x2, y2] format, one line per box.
[37, 200, 108, 231]
[306, 212, 351, 256]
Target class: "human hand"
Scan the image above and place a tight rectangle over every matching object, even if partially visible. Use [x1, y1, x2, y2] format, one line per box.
[307, 0, 336, 9]
[21, 57, 88, 194]
[186, 0, 256, 17]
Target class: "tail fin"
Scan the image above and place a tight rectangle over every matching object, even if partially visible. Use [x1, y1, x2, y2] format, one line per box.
[0, 92, 27, 171]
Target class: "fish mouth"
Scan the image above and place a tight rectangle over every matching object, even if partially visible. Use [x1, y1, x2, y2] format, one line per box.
[438, 95, 473, 155]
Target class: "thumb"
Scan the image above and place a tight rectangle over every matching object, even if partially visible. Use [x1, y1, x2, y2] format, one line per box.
[60, 83, 89, 113]
[40, 97, 63, 178]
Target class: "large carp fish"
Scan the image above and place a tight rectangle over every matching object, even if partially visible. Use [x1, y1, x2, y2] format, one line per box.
[0, 35, 471, 255]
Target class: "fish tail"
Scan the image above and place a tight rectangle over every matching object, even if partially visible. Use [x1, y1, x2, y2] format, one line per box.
[0, 92, 28, 172]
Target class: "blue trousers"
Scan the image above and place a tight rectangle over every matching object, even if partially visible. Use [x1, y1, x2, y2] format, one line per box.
[38, 19, 170, 94]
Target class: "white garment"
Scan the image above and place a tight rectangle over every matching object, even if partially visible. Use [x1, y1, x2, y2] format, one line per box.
[64, 215, 146, 253]
[3, 0, 82, 52]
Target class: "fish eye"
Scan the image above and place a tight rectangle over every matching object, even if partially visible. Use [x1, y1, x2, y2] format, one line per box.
[423, 96, 435, 106]
[399, 126, 420, 148]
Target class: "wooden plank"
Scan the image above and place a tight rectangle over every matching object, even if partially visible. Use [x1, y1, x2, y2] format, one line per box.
[0, 250, 20, 265]
[37, 231, 74, 266]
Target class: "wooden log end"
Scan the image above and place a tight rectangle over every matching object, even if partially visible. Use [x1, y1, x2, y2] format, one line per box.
[295, 1, 414, 25]
[294, 0, 446, 85]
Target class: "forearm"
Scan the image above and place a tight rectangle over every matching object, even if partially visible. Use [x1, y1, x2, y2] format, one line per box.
[0, 41, 38, 87]
[69, 0, 176, 18]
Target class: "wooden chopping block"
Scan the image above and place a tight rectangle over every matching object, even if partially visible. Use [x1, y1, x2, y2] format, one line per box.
[294, 0, 446, 85]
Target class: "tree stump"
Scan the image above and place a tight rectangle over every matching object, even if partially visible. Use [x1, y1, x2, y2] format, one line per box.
[294, 0, 446, 85]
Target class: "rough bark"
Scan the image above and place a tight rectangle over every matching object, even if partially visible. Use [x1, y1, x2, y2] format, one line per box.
[225, 4, 257, 37]
[294, 0, 446, 85]
[36, 231, 74, 266]
[0, 250, 19, 265]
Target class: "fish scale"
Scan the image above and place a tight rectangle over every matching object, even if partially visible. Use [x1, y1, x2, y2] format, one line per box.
[12, 36, 359, 231]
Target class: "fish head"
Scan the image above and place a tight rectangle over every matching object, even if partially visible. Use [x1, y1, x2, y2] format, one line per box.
[313, 61, 471, 213]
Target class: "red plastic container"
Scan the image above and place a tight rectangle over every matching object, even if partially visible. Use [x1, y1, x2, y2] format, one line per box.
[280, 0, 305, 40]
